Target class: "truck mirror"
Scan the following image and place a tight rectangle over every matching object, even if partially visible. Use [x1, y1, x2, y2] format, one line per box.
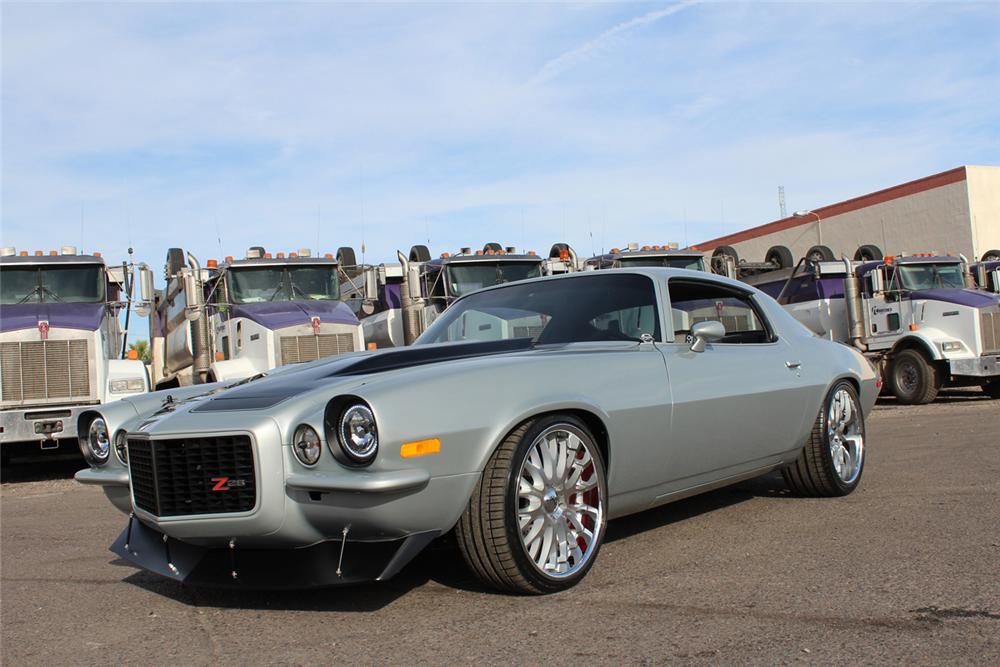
[364, 268, 377, 300]
[867, 270, 884, 294]
[137, 264, 154, 303]
[183, 272, 201, 321]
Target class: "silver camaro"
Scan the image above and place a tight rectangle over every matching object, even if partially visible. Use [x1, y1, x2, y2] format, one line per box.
[76, 268, 879, 594]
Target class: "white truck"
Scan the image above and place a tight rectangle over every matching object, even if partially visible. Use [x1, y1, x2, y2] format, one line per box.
[582, 243, 709, 272]
[342, 243, 551, 348]
[745, 253, 1000, 403]
[151, 246, 365, 388]
[1, 246, 154, 464]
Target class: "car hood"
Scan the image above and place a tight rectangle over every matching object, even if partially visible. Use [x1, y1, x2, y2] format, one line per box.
[128, 338, 536, 428]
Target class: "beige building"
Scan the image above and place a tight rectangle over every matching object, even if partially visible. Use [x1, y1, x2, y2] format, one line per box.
[696, 165, 1000, 264]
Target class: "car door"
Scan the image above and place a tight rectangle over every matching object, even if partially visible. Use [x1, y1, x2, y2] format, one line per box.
[658, 278, 813, 490]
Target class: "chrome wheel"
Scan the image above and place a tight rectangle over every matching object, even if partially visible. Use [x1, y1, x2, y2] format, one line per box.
[895, 360, 918, 395]
[516, 424, 604, 579]
[827, 387, 864, 484]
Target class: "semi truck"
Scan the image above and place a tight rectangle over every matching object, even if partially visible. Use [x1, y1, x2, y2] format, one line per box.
[582, 243, 709, 272]
[1, 246, 154, 464]
[745, 253, 1000, 403]
[341, 243, 549, 348]
[151, 246, 365, 388]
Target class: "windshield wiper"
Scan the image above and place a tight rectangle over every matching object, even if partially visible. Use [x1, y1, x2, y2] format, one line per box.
[41, 285, 65, 303]
[17, 286, 41, 304]
[494, 266, 507, 285]
[268, 281, 285, 301]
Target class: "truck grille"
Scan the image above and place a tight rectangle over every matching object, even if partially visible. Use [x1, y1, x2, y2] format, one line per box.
[513, 325, 545, 340]
[128, 435, 256, 517]
[1, 340, 90, 402]
[279, 333, 355, 366]
[982, 309, 1000, 355]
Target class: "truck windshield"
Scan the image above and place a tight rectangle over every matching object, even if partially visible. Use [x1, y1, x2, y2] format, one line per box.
[896, 263, 965, 291]
[0, 266, 105, 305]
[229, 266, 339, 304]
[619, 256, 706, 271]
[446, 262, 543, 297]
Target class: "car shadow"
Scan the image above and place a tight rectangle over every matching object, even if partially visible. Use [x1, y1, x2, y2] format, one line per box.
[110, 471, 792, 609]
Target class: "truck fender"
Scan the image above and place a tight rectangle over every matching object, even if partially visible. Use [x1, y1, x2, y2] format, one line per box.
[208, 357, 262, 383]
[889, 331, 947, 362]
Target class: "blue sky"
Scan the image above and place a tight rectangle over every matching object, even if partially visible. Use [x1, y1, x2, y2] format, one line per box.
[3, 1, 999, 273]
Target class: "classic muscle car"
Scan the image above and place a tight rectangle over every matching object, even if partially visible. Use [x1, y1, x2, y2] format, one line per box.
[76, 268, 879, 594]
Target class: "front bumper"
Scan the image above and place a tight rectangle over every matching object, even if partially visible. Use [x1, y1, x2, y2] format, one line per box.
[1, 403, 95, 444]
[948, 354, 1000, 378]
[112, 515, 440, 588]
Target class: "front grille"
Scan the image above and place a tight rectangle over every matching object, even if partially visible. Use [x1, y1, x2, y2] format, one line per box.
[1, 340, 91, 402]
[982, 309, 1000, 355]
[279, 333, 355, 366]
[513, 325, 545, 341]
[128, 435, 257, 517]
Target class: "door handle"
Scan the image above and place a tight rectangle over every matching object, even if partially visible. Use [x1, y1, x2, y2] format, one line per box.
[785, 360, 802, 370]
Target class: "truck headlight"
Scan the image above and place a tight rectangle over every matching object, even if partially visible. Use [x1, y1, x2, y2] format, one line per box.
[109, 378, 145, 394]
[86, 418, 111, 463]
[292, 425, 322, 466]
[337, 404, 378, 465]
[941, 341, 963, 352]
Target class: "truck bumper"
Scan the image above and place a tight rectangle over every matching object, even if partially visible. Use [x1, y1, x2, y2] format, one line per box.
[1, 404, 95, 445]
[949, 355, 1000, 378]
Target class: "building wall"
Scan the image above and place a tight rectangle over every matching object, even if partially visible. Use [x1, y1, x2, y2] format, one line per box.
[697, 166, 998, 264]
[967, 165, 1000, 260]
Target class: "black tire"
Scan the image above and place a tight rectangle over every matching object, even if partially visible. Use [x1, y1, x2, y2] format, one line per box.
[457, 414, 608, 595]
[782, 380, 866, 497]
[853, 244, 883, 262]
[483, 243, 503, 253]
[889, 349, 940, 404]
[165, 248, 185, 276]
[983, 379, 1000, 400]
[409, 245, 431, 263]
[806, 245, 835, 262]
[336, 246, 357, 267]
[765, 245, 794, 269]
[712, 245, 739, 263]
[981, 249, 1000, 262]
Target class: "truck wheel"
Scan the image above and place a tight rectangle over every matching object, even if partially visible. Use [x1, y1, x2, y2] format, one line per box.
[981, 249, 1000, 262]
[853, 244, 883, 262]
[409, 245, 431, 262]
[890, 349, 940, 404]
[765, 245, 793, 269]
[457, 415, 607, 595]
[983, 379, 1000, 399]
[166, 248, 185, 276]
[483, 243, 503, 253]
[782, 380, 866, 497]
[711, 246, 739, 275]
[806, 245, 835, 262]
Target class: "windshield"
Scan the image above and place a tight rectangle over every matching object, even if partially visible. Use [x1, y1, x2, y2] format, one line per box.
[0, 266, 105, 305]
[896, 263, 965, 291]
[229, 265, 339, 304]
[445, 262, 543, 297]
[416, 272, 660, 345]
[619, 256, 706, 271]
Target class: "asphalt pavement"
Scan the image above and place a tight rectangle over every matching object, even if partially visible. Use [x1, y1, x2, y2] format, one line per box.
[1, 391, 998, 666]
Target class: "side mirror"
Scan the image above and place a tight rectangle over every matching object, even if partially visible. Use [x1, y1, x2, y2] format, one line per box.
[866, 270, 884, 294]
[134, 263, 154, 317]
[408, 266, 422, 300]
[690, 320, 726, 353]
[183, 271, 200, 321]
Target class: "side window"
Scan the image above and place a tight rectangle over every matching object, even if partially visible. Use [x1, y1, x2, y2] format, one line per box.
[424, 269, 447, 309]
[667, 280, 774, 344]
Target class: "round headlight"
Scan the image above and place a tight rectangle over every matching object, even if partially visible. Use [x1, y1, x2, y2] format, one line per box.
[114, 430, 128, 465]
[87, 418, 110, 463]
[292, 425, 322, 466]
[337, 404, 378, 464]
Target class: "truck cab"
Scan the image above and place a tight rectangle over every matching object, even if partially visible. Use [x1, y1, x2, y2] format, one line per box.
[152, 247, 365, 388]
[582, 243, 708, 272]
[1, 246, 153, 463]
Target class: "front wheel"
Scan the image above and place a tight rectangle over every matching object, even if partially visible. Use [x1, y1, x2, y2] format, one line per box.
[782, 380, 866, 497]
[890, 349, 940, 404]
[457, 415, 608, 594]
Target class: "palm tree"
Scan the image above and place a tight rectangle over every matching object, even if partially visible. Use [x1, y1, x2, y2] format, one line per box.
[128, 340, 150, 362]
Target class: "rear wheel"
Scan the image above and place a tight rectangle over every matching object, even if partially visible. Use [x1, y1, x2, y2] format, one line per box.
[890, 349, 940, 404]
[981, 249, 1000, 262]
[806, 245, 835, 262]
[765, 245, 793, 269]
[782, 380, 866, 497]
[457, 415, 608, 594]
[854, 244, 884, 262]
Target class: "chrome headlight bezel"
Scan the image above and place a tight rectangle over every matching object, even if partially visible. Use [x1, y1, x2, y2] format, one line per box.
[86, 417, 111, 463]
[292, 424, 322, 466]
[113, 430, 129, 465]
[333, 402, 378, 466]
